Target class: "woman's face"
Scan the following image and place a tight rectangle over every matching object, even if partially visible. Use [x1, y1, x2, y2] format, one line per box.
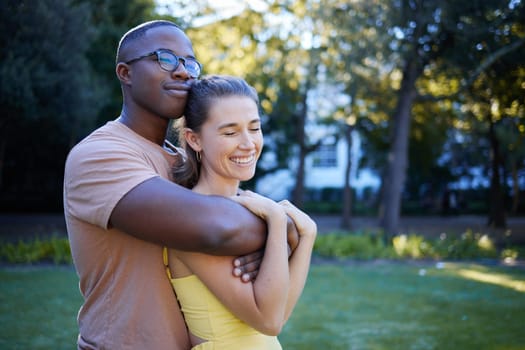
[192, 95, 263, 188]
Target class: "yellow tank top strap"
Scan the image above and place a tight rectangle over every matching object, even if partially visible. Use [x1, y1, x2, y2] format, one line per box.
[163, 246, 173, 280]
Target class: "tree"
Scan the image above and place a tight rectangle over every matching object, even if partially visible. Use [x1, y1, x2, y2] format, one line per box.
[185, 1, 327, 206]
[157, 0, 525, 224]
[0, 0, 103, 210]
[425, 0, 525, 226]
[79, 0, 159, 129]
[318, 0, 395, 227]
[379, 0, 525, 235]
[457, 50, 525, 225]
[0, 0, 160, 211]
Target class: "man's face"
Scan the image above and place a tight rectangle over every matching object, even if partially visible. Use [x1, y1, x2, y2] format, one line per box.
[126, 26, 197, 119]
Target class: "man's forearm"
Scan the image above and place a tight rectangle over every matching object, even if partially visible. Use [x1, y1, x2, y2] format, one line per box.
[110, 177, 266, 254]
[200, 195, 268, 255]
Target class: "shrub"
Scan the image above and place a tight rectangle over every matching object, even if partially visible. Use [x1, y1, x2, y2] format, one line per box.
[314, 231, 395, 259]
[0, 229, 516, 265]
[432, 230, 498, 260]
[314, 230, 504, 261]
[392, 234, 435, 259]
[0, 235, 72, 264]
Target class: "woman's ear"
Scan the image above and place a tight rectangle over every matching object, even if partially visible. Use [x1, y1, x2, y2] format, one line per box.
[184, 128, 202, 152]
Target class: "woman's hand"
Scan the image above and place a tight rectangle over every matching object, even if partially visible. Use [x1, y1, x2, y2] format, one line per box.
[231, 190, 286, 222]
[278, 200, 317, 239]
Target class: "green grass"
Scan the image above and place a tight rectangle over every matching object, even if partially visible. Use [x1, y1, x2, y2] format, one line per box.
[0, 266, 82, 349]
[281, 261, 525, 349]
[1, 262, 524, 349]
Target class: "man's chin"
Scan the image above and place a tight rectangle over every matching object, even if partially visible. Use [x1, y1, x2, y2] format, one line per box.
[166, 107, 185, 119]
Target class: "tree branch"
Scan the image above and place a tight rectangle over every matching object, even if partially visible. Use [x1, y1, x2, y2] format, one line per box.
[416, 37, 525, 102]
[463, 37, 525, 88]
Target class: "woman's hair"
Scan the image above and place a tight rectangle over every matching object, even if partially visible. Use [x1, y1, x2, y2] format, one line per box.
[173, 75, 259, 188]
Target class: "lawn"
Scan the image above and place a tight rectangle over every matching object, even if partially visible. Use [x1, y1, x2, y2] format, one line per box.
[281, 260, 525, 349]
[1, 261, 524, 350]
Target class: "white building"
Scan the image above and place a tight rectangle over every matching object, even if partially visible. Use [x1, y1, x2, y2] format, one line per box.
[256, 132, 380, 201]
[256, 73, 380, 202]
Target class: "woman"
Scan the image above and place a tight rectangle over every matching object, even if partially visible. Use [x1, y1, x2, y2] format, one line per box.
[164, 75, 317, 349]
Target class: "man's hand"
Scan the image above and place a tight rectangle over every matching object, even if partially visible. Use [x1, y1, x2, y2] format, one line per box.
[232, 214, 299, 283]
[233, 250, 263, 282]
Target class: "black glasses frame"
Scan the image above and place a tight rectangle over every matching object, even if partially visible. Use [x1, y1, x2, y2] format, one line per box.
[124, 49, 202, 78]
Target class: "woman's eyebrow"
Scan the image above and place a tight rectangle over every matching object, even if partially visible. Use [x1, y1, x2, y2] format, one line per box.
[218, 118, 260, 130]
[218, 122, 238, 130]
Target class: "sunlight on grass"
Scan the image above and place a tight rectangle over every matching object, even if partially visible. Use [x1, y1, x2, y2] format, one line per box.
[454, 267, 525, 292]
[437, 262, 525, 292]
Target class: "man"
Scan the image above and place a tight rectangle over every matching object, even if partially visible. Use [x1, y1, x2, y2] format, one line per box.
[64, 20, 297, 349]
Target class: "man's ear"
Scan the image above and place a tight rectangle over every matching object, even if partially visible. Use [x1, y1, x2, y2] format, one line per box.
[116, 62, 132, 85]
[184, 128, 202, 152]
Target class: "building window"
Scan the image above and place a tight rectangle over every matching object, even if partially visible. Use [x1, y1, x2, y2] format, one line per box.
[312, 143, 337, 168]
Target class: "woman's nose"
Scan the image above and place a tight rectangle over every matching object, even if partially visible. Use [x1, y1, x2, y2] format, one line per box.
[238, 131, 255, 148]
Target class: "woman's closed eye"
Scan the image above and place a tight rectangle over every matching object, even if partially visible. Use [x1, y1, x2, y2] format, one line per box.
[249, 121, 262, 133]
[222, 130, 237, 136]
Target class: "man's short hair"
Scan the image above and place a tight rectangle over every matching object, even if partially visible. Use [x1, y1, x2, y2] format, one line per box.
[116, 20, 182, 64]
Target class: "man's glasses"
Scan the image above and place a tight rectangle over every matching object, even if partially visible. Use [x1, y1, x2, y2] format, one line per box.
[125, 49, 202, 79]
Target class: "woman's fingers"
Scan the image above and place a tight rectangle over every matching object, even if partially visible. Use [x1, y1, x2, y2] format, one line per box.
[231, 191, 285, 220]
[278, 199, 317, 237]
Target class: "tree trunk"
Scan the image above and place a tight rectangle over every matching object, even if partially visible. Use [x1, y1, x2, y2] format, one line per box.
[292, 90, 308, 209]
[487, 117, 506, 228]
[0, 136, 5, 190]
[0, 115, 11, 190]
[380, 58, 420, 237]
[292, 142, 306, 209]
[510, 161, 519, 215]
[341, 123, 353, 230]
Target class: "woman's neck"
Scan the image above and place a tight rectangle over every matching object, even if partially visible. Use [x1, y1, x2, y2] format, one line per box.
[192, 176, 239, 197]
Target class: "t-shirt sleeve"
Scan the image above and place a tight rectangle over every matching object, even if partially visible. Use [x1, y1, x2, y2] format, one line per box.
[64, 136, 160, 229]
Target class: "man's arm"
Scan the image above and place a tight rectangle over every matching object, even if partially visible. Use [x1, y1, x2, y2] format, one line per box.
[110, 176, 267, 255]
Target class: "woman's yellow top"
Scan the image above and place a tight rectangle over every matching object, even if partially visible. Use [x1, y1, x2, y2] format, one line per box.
[163, 248, 282, 350]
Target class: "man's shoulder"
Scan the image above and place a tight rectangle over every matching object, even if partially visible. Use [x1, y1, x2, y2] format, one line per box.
[70, 121, 137, 153]
[77, 121, 129, 145]
[65, 122, 138, 169]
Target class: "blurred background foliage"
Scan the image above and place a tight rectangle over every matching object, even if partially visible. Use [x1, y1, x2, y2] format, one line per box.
[0, 0, 524, 236]
[3, 229, 523, 264]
